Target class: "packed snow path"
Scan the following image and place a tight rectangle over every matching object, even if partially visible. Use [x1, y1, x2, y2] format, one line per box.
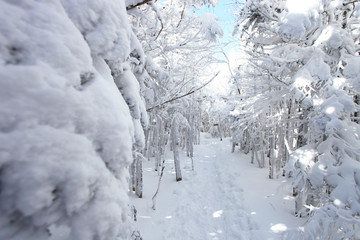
[133, 135, 304, 239]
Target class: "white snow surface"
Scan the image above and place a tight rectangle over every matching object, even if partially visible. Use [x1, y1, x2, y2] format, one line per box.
[132, 134, 304, 239]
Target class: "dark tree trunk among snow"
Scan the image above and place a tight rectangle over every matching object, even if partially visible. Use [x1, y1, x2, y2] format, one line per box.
[135, 154, 143, 198]
[268, 135, 275, 179]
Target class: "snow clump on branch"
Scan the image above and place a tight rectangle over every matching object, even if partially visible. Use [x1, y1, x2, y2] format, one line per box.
[279, 0, 322, 41]
[198, 13, 224, 42]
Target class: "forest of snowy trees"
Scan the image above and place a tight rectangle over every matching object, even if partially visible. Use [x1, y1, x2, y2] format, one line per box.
[0, 0, 222, 239]
[230, 0, 360, 239]
[0, 0, 359, 239]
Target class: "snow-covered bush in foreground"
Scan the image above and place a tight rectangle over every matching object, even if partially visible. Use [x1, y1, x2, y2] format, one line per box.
[0, 1, 146, 239]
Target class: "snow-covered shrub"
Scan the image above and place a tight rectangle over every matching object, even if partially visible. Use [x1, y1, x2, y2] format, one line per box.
[0, 0, 147, 239]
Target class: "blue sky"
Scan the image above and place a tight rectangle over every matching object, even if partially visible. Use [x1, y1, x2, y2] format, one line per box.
[196, 0, 236, 32]
[195, 0, 241, 59]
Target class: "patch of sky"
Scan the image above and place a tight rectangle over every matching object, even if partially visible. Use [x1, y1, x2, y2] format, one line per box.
[193, 0, 243, 60]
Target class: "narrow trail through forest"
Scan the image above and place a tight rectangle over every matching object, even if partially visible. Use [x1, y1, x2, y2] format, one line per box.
[133, 134, 304, 240]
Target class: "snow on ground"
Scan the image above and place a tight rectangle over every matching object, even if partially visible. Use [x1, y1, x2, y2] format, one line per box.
[132, 134, 305, 239]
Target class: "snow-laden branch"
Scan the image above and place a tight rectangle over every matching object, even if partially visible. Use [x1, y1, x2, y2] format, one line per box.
[126, 0, 153, 10]
[146, 71, 220, 112]
[248, 60, 290, 87]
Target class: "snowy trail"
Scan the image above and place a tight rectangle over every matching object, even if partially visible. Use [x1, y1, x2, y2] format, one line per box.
[159, 137, 256, 240]
[133, 135, 303, 239]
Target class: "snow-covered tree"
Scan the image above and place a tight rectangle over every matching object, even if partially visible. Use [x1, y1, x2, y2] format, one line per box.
[234, 0, 360, 238]
[0, 0, 149, 239]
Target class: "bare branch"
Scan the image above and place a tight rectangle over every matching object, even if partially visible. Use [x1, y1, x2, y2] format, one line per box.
[126, 0, 152, 10]
[343, 0, 359, 6]
[147, 71, 220, 112]
[155, 21, 163, 40]
[248, 60, 290, 87]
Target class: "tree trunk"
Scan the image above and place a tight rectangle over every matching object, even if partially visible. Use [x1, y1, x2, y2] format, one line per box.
[130, 159, 136, 191]
[144, 127, 150, 160]
[243, 129, 250, 154]
[297, 109, 309, 148]
[354, 95, 360, 123]
[269, 135, 275, 179]
[135, 154, 143, 198]
[152, 165, 165, 210]
[172, 119, 182, 181]
[154, 124, 160, 171]
[275, 126, 282, 178]
[173, 141, 182, 181]
[217, 114, 223, 141]
[260, 130, 265, 168]
[155, 117, 164, 172]
[251, 146, 255, 164]
[294, 187, 303, 217]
